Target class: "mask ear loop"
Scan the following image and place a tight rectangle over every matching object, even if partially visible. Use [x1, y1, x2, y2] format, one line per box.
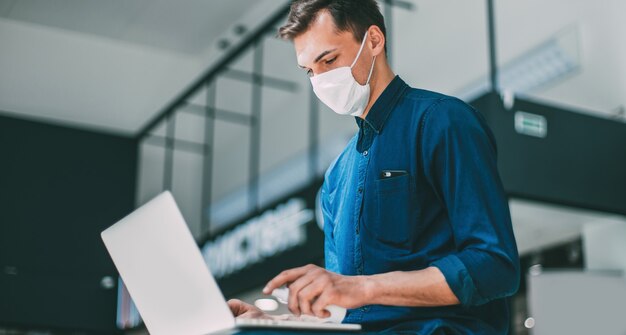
[365, 55, 376, 85]
[350, 31, 369, 68]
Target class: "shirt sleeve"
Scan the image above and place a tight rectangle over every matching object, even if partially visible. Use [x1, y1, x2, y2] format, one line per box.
[320, 178, 339, 273]
[421, 98, 521, 307]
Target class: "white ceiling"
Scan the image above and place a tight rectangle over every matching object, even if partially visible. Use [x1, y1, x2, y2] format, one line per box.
[494, 0, 626, 120]
[394, 0, 626, 121]
[0, 0, 256, 54]
[0, 0, 624, 138]
[0, 0, 288, 135]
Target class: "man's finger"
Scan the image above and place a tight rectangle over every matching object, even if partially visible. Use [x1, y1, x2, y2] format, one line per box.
[311, 292, 332, 318]
[297, 280, 325, 316]
[286, 274, 315, 316]
[263, 265, 313, 294]
[227, 299, 244, 316]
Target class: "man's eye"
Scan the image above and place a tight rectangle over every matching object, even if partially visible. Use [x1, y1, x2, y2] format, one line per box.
[306, 69, 313, 77]
[325, 57, 337, 65]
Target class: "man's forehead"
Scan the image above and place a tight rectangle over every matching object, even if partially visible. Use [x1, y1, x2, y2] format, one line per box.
[294, 29, 353, 66]
[293, 10, 354, 65]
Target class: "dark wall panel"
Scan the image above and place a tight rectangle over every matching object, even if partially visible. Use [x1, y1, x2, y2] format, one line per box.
[471, 93, 626, 215]
[0, 114, 137, 333]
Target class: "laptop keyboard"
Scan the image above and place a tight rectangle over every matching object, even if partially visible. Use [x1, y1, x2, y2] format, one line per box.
[238, 318, 282, 326]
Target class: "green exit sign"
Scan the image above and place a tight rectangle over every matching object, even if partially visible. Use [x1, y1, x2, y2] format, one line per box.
[515, 111, 548, 138]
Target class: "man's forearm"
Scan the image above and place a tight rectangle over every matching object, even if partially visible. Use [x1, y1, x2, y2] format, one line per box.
[361, 266, 460, 307]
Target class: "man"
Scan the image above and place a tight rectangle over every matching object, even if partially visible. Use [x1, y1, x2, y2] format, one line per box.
[228, 0, 520, 333]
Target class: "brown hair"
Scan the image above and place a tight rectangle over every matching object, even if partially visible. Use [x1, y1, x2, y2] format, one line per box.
[278, 0, 387, 53]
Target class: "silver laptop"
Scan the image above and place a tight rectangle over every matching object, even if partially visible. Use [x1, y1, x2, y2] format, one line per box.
[101, 191, 361, 335]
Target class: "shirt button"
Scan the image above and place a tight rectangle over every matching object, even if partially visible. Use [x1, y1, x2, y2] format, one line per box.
[358, 187, 363, 194]
[362, 150, 368, 156]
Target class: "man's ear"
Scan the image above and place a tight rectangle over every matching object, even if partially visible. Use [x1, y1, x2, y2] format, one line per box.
[367, 25, 386, 57]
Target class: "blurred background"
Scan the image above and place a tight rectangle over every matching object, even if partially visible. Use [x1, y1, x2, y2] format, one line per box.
[0, 0, 625, 334]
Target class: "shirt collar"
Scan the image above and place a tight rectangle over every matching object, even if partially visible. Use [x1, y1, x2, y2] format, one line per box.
[355, 75, 408, 134]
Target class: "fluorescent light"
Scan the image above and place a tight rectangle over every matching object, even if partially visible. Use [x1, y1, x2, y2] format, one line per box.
[456, 25, 581, 101]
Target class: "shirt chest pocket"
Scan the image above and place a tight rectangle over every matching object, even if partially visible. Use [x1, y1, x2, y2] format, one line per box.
[372, 171, 414, 246]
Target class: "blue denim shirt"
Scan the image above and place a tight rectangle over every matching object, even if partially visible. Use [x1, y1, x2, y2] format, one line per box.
[320, 76, 520, 334]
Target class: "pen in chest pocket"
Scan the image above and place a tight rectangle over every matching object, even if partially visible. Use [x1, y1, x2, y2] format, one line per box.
[380, 170, 407, 179]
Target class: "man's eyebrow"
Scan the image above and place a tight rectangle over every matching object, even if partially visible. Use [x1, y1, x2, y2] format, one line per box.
[297, 48, 338, 68]
[314, 49, 337, 63]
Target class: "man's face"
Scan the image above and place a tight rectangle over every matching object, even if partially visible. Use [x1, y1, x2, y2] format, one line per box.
[293, 10, 372, 84]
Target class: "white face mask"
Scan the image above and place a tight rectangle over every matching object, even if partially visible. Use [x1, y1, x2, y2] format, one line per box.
[309, 32, 376, 117]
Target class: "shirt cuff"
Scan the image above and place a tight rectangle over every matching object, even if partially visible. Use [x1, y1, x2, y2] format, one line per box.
[429, 254, 481, 306]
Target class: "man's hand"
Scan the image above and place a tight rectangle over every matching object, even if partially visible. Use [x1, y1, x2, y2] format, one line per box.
[227, 299, 271, 319]
[262, 264, 370, 318]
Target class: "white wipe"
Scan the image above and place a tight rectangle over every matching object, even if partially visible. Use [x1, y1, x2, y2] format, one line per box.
[271, 286, 347, 324]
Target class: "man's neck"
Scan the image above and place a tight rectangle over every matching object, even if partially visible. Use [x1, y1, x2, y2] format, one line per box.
[358, 58, 396, 120]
